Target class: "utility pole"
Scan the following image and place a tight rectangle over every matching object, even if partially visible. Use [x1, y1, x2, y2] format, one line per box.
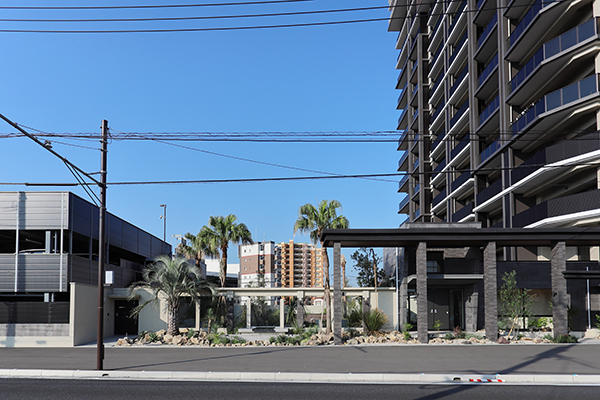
[160, 204, 167, 242]
[97, 120, 108, 370]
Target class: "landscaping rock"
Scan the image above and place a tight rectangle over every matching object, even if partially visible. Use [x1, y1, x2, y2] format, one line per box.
[497, 337, 509, 344]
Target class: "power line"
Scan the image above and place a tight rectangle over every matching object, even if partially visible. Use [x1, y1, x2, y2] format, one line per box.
[0, 6, 391, 23]
[0, 1, 551, 33]
[0, 0, 317, 10]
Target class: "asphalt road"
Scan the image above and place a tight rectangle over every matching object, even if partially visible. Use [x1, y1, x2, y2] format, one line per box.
[1, 378, 599, 400]
[1, 344, 599, 375]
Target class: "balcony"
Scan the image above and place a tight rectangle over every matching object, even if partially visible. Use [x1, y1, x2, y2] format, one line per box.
[412, 183, 420, 199]
[397, 130, 408, 151]
[430, 101, 445, 124]
[430, 69, 444, 97]
[449, 31, 468, 67]
[450, 100, 469, 129]
[475, 13, 498, 62]
[398, 174, 409, 193]
[397, 107, 409, 130]
[433, 187, 447, 207]
[412, 157, 420, 173]
[480, 138, 502, 163]
[399, 195, 409, 214]
[511, 131, 600, 184]
[397, 82, 408, 110]
[432, 158, 447, 180]
[512, 74, 600, 136]
[452, 203, 474, 222]
[397, 151, 409, 171]
[479, 95, 500, 126]
[505, 0, 573, 62]
[476, 179, 503, 206]
[451, 135, 470, 160]
[476, 54, 499, 100]
[431, 130, 446, 154]
[508, 0, 548, 47]
[449, 66, 469, 100]
[478, 13, 498, 48]
[448, 1, 467, 40]
[508, 18, 599, 106]
[451, 170, 472, 192]
[475, 0, 495, 26]
[512, 189, 600, 228]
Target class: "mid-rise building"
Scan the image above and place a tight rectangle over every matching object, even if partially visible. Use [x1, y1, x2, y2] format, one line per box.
[238, 241, 280, 288]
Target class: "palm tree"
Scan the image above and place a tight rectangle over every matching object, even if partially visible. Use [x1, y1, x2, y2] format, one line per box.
[293, 199, 349, 334]
[198, 214, 253, 287]
[129, 255, 214, 336]
[180, 232, 216, 271]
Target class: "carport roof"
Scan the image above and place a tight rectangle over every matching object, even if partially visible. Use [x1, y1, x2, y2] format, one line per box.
[320, 227, 600, 248]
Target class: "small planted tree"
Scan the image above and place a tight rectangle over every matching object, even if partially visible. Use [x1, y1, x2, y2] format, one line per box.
[498, 270, 533, 340]
[129, 255, 214, 336]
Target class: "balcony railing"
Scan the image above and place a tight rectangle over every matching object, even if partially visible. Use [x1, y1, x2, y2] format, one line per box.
[398, 174, 409, 191]
[480, 95, 500, 125]
[415, 208, 421, 218]
[432, 130, 446, 152]
[399, 196, 409, 213]
[431, 14, 444, 41]
[397, 107, 408, 126]
[476, 178, 502, 205]
[449, 66, 468, 98]
[480, 138, 502, 163]
[433, 188, 447, 207]
[450, 100, 469, 127]
[478, 13, 498, 48]
[431, 71, 444, 95]
[413, 157, 420, 172]
[409, 27, 421, 55]
[398, 151, 408, 170]
[413, 183, 420, 197]
[510, 18, 597, 93]
[432, 157, 446, 180]
[451, 171, 471, 192]
[449, 31, 468, 66]
[452, 202, 473, 222]
[479, 54, 498, 87]
[431, 102, 445, 122]
[397, 130, 408, 148]
[512, 74, 599, 135]
[451, 135, 470, 160]
[508, 0, 550, 47]
[477, 0, 486, 10]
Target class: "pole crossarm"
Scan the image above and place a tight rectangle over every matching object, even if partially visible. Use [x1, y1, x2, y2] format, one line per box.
[0, 113, 100, 186]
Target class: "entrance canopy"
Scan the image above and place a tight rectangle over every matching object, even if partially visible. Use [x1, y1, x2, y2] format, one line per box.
[320, 227, 600, 248]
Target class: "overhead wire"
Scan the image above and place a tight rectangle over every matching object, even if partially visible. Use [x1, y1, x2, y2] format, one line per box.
[0, 1, 552, 33]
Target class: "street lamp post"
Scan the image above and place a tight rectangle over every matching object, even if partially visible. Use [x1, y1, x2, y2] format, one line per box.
[159, 204, 167, 242]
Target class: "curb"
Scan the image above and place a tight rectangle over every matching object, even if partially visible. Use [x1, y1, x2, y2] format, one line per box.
[1, 369, 599, 384]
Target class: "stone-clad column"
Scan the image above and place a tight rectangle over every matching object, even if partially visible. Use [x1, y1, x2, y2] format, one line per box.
[296, 291, 304, 328]
[551, 241, 568, 337]
[483, 242, 498, 341]
[333, 242, 342, 345]
[416, 242, 428, 343]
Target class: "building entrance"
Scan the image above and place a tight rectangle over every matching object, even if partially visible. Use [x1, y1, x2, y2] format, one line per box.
[114, 300, 138, 336]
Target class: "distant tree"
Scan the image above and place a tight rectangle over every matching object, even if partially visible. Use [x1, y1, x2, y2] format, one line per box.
[293, 199, 349, 334]
[129, 255, 214, 336]
[180, 231, 215, 271]
[197, 214, 253, 288]
[351, 248, 393, 288]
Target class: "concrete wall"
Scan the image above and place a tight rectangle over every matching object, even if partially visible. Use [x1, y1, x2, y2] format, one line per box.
[70, 282, 101, 346]
[368, 290, 397, 331]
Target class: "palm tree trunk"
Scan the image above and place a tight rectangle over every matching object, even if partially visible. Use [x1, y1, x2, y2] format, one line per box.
[167, 304, 180, 336]
[220, 246, 228, 288]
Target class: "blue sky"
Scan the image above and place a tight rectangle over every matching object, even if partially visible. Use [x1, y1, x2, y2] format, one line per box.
[0, 1, 406, 282]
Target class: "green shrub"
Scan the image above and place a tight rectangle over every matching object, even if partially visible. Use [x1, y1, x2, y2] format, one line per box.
[465, 333, 483, 340]
[543, 333, 554, 341]
[553, 334, 577, 344]
[443, 332, 454, 341]
[432, 320, 441, 331]
[147, 332, 158, 343]
[348, 308, 363, 328]
[186, 329, 196, 339]
[403, 331, 412, 341]
[363, 308, 388, 334]
[596, 314, 600, 329]
[402, 322, 413, 332]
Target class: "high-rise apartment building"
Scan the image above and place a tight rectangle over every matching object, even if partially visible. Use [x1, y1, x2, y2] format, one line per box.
[279, 240, 324, 289]
[387, 0, 600, 333]
[391, 0, 600, 247]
